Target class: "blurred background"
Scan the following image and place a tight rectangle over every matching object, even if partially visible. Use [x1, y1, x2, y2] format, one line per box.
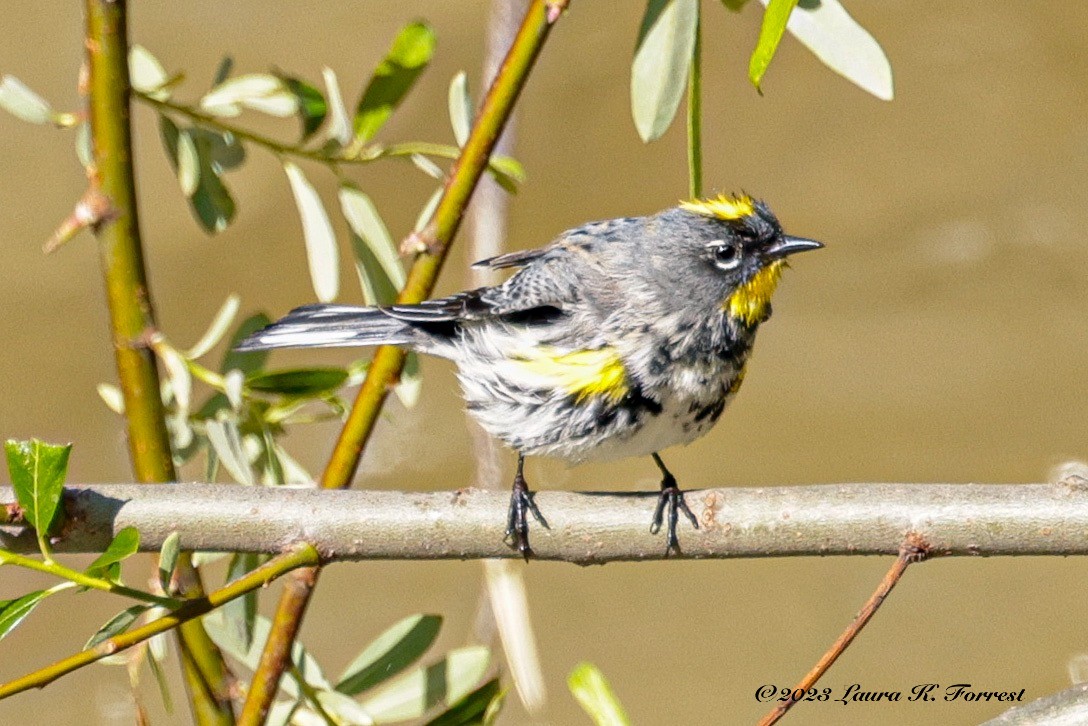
[3, 1, 1088, 723]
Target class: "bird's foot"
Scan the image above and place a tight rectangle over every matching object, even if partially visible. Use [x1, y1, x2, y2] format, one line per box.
[504, 471, 549, 561]
[650, 474, 699, 555]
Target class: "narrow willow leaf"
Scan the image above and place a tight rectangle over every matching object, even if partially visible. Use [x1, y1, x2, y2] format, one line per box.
[394, 352, 422, 409]
[191, 551, 230, 568]
[284, 161, 340, 303]
[749, 0, 801, 92]
[764, 0, 893, 100]
[221, 552, 261, 651]
[273, 443, 313, 485]
[224, 369, 245, 411]
[212, 56, 234, 87]
[5, 438, 70, 536]
[174, 127, 200, 197]
[486, 155, 525, 194]
[205, 418, 254, 485]
[339, 186, 405, 299]
[321, 67, 353, 147]
[96, 383, 125, 414]
[246, 367, 348, 396]
[0, 590, 51, 640]
[424, 679, 503, 726]
[410, 153, 444, 180]
[721, 0, 751, 9]
[631, 0, 699, 142]
[415, 188, 443, 232]
[160, 115, 235, 233]
[85, 526, 140, 579]
[129, 45, 170, 100]
[265, 700, 299, 726]
[279, 74, 327, 140]
[86, 604, 149, 649]
[186, 294, 241, 359]
[201, 73, 295, 117]
[147, 635, 174, 712]
[337, 614, 442, 695]
[158, 531, 181, 591]
[156, 344, 191, 411]
[222, 313, 273, 376]
[75, 121, 93, 169]
[354, 22, 437, 142]
[0, 76, 53, 125]
[193, 127, 246, 171]
[316, 691, 375, 726]
[569, 663, 631, 726]
[447, 72, 471, 147]
[359, 646, 490, 723]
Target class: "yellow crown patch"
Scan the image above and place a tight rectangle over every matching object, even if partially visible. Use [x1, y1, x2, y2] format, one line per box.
[680, 193, 755, 221]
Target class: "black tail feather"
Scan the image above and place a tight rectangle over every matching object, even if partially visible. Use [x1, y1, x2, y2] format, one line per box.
[235, 304, 418, 351]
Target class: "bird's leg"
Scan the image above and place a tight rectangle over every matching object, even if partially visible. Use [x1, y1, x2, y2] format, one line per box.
[649, 452, 699, 555]
[504, 453, 549, 560]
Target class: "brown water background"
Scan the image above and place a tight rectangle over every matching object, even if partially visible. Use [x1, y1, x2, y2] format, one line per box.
[3, 2, 1088, 724]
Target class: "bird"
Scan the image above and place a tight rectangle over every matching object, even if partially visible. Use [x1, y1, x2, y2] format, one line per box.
[236, 193, 822, 557]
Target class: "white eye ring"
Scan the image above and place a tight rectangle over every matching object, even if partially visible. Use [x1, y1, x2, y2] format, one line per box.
[709, 240, 742, 270]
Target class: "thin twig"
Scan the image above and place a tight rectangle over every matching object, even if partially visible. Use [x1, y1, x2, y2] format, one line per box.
[756, 534, 932, 726]
[0, 544, 320, 701]
[0, 549, 181, 607]
[687, 5, 703, 200]
[236, 2, 572, 721]
[83, 2, 236, 721]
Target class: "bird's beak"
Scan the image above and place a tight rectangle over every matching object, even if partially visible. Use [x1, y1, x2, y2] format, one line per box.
[762, 234, 824, 261]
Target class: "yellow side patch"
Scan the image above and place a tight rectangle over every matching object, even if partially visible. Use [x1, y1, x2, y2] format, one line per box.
[680, 193, 755, 221]
[512, 347, 629, 402]
[728, 363, 747, 395]
[724, 261, 784, 326]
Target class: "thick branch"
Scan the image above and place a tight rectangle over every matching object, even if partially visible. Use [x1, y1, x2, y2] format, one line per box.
[4, 483, 1088, 562]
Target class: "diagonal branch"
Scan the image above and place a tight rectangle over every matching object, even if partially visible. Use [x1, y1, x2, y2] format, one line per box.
[238, 2, 572, 722]
[84, 2, 235, 721]
[0, 544, 320, 702]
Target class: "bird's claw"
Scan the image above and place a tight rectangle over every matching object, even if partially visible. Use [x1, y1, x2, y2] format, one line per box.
[505, 475, 549, 561]
[650, 483, 699, 555]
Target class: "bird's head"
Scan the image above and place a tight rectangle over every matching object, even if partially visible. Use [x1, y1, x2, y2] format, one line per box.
[667, 193, 823, 327]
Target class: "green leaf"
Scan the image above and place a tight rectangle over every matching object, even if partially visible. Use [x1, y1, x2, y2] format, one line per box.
[221, 552, 262, 651]
[158, 531, 181, 591]
[354, 22, 437, 142]
[337, 614, 443, 695]
[284, 161, 340, 303]
[279, 74, 328, 140]
[359, 645, 490, 722]
[315, 691, 376, 726]
[0, 590, 52, 640]
[340, 185, 406, 306]
[749, 0, 801, 92]
[173, 127, 200, 197]
[320, 67, 353, 147]
[246, 367, 348, 396]
[85, 604, 150, 649]
[631, 0, 699, 142]
[0, 75, 54, 125]
[202, 73, 297, 117]
[192, 127, 246, 171]
[486, 156, 525, 194]
[85, 526, 140, 580]
[424, 679, 504, 726]
[185, 294, 241, 359]
[762, 0, 893, 100]
[222, 313, 273, 375]
[212, 56, 234, 87]
[129, 45, 170, 100]
[5, 438, 70, 537]
[204, 418, 254, 485]
[160, 115, 235, 234]
[568, 663, 631, 726]
[720, 0, 751, 10]
[448, 72, 472, 147]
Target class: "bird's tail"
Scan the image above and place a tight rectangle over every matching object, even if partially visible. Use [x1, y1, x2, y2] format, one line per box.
[235, 304, 421, 352]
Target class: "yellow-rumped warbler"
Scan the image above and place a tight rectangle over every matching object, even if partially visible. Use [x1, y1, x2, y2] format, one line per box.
[238, 194, 822, 556]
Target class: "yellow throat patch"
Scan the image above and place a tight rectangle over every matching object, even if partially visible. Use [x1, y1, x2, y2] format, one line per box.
[680, 193, 755, 221]
[512, 347, 629, 402]
[724, 261, 784, 326]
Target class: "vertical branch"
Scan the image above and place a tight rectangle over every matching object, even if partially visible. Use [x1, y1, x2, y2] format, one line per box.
[83, 2, 235, 723]
[237, 1, 571, 722]
[687, 6, 703, 200]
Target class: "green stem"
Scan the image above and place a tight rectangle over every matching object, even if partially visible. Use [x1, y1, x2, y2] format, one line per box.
[237, 1, 571, 722]
[0, 544, 320, 701]
[687, 6, 703, 200]
[84, 2, 235, 723]
[0, 549, 181, 607]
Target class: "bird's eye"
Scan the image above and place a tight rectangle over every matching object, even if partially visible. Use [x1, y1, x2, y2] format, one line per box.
[710, 241, 741, 270]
